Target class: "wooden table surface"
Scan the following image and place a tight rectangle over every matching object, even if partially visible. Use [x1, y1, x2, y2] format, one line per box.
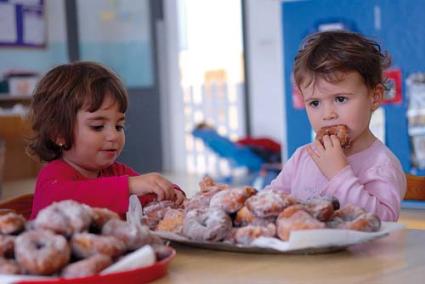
[155, 229, 425, 284]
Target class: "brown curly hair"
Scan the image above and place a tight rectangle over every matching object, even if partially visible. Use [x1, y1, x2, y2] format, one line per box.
[293, 30, 391, 92]
[27, 61, 128, 162]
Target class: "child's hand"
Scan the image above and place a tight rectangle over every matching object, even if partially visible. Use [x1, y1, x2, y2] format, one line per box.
[307, 135, 348, 179]
[129, 173, 185, 205]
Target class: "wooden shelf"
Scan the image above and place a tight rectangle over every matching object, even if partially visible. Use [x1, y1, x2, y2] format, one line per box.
[0, 95, 40, 182]
[0, 94, 32, 108]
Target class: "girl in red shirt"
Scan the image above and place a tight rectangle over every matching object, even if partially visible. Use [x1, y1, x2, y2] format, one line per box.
[28, 62, 185, 218]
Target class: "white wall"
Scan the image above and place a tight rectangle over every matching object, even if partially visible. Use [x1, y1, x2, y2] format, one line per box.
[160, 0, 287, 173]
[245, 0, 287, 160]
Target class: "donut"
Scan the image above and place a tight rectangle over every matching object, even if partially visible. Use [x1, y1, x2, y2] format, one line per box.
[316, 124, 351, 149]
[71, 232, 126, 259]
[15, 230, 70, 275]
[233, 224, 276, 245]
[183, 187, 222, 212]
[304, 198, 336, 222]
[245, 190, 296, 218]
[90, 207, 120, 232]
[210, 186, 257, 214]
[329, 205, 381, 232]
[142, 200, 178, 230]
[151, 244, 174, 261]
[156, 208, 185, 233]
[234, 206, 275, 227]
[0, 235, 15, 258]
[33, 200, 93, 236]
[0, 257, 21, 275]
[276, 210, 325, 241]
[0, 212, 26, 235]
[198, 176, 229, 192]
[102, 219, 161, 251]
[182, 208, 232, 242]
[62, 254, 112, 278]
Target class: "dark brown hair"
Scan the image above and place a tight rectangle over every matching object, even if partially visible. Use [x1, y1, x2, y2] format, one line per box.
[293, 30, 391, 91]
[27, 61, 128, 161]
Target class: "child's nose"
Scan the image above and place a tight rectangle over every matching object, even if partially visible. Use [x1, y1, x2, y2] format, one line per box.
[323, 105, 338, 120]
[106, 128, 120, 141]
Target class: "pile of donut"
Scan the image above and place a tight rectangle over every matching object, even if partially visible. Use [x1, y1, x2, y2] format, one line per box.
[142, 176, 381, 245]
[0, 200, 172, 277]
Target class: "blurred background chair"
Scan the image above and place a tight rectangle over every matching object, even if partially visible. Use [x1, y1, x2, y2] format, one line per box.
[0, 193, 33, 219]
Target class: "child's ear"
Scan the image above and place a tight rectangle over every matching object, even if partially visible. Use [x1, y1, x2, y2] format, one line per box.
[55, 137, 65, 147]
[371, 84, 384, 111]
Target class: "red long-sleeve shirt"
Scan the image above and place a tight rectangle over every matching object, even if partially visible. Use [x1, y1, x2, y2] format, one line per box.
[30, 160, 159, 219]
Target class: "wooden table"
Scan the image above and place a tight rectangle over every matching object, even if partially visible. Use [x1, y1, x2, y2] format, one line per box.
[155, 229, 425, 284]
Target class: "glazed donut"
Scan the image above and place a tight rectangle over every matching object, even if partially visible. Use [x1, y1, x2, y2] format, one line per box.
[71, 232, 126, 259]
[142, 200, 178, 230]
[0, 235, 15, 258]
[329, 205, 381, 232]
[151, 244, 174, 261]
[15, 230, 70, 275]
[316, 124, 351, 149]
[210, 186, 257, 214]
[90, 207, 120, 232]
[245, 190, 296, 218]
[102, 219, 161, 251]
[233, 224, 276, 245]
[33, 200, 93, 236]
[156, 208, 185, 233]
[62, 254, 112, 278]
[0, 257, 21, 275]
[276, 210, 325, 241]
[0, 212, 26, 235]
[182, 208, 232, 242]
[234, 206, 275, 227]
[303, 198, 337, 222]
[198, 176, 229, 193]
[183, 188, 222, 212]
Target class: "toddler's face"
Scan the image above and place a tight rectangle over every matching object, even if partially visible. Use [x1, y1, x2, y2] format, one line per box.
[300, 71, 381, 149]
[62, 95, 126, 178]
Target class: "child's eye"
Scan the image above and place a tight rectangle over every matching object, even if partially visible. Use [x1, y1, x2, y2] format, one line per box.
[335, 96, 347, 103]
[309, 100, 320, 108]
[116, 125, 125, 131]
[90, 125, 104, 131]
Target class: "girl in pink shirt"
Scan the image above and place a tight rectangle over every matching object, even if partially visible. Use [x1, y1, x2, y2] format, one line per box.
[265, 31, 406, 221]
[28, 62, 185, 218]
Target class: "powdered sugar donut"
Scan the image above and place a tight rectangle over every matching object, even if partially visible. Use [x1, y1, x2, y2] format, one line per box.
[15, 230, 70, 275]
[33, 200, 93, 236]
[182, 208, 232, 242]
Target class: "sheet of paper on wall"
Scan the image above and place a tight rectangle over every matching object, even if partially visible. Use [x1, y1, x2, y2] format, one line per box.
[23, 10, 45, 45]
[0, 3, 17, 43]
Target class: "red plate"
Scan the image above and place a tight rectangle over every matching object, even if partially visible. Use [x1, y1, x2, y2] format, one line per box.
[16, 249, 175, 284]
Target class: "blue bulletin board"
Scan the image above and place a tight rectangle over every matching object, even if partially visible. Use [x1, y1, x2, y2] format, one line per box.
[0, 0, 45, 48]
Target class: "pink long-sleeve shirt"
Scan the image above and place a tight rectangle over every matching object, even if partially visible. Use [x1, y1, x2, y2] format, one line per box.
[265, 139, 406, 221]
[31, 160, 158, 219]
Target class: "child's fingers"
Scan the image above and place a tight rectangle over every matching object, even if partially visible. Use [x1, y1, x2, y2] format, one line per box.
[330, 135, 342, 149]
[322, 135, 333, 148]
[175, 191, 185, 205]
[307, 145, 319, 159]
[312, 139, 324, 152]
[153, 187, 166, 201]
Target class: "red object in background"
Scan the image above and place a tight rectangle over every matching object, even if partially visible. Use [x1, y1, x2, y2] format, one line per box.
[236, 137, 281, 153]
[17, 249, 176, 284]
[383, 69, 403, 105]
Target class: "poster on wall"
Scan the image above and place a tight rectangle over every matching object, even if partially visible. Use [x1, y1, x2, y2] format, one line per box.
[0, 0, 45, 48]
[383, 69, 403, 105]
